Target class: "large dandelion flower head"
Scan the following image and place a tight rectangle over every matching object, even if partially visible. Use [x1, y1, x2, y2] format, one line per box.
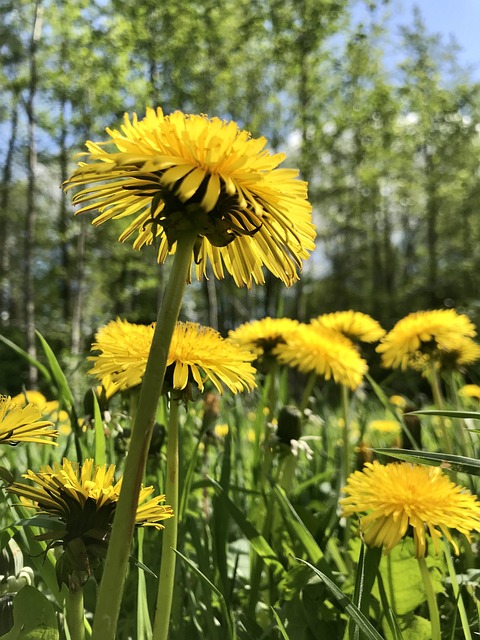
[0, 395, 57, 446]
[341, 461, 480, 558]
[64, 108, 316, 288]
[377, 309, 477, 371]
[273, 325, 368, 390]
[229, 317, 300, 372]
[89, 318, 256, 397]
[311, 311, 385, 343]
[8, 458, 173, 587]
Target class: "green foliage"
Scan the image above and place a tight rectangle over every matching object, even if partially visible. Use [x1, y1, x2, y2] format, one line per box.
[0, 586, 58, 640]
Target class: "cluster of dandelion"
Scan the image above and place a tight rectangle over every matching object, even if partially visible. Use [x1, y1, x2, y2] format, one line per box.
[4, 104, 480, 640]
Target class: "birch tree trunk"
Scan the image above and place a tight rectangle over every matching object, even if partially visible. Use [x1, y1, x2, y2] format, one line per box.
[24, 0, 43, 386]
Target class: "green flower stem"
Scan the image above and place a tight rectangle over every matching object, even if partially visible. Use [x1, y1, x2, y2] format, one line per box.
[429, 364, 453, 453]
[152, 396, 181, 640]
[341, 384, 350, 487]
[417, 555, 441, 640]
[91, 232, 197, 640]
[443, 539, 473, 640]
[66, 586, 85, 640]
[341, 384, 352, 550]
[299, 371, 317, 413]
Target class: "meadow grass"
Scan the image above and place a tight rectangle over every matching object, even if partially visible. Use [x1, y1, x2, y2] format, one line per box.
[1, 335, 480, 639]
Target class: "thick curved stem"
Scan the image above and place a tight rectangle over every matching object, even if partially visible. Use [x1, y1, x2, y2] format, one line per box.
[91, 233, 196, 640]
[66, 586, 85, 640]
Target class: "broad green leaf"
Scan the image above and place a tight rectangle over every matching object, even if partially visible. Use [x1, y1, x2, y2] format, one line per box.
[374, 448, 480, 476]
[374, 539, 444, 616]
[296, 558, 384, 640]
[391, 615, 431, 640]
[0, 585, 58, 639]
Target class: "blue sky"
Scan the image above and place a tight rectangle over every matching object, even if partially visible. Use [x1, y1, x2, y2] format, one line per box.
[393, 0, 480, 78]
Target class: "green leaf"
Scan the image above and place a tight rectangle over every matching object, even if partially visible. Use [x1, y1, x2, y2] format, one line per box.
[174, 549, 236, 640]
[208, 478, 285, 577]
[350, 545, 382, 640]
[373, 539, 444, 616]
[296, 558, 384, 640]
[92, 391, 106, 466]
[35, 332, 75, 409]
[0, 585, 59, 639]
[0, 334, 52, 385]
[374, 448, 480, 476]
[128, 554, 157, 579]
[377, 572, 404, 640]
[270, 607, 290, 640]
[273, 484, 324, 565]
[407, 409, 480, 421]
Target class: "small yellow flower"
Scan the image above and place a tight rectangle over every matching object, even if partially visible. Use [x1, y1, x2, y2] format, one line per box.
[246, 429, 256, 443]
[0, 396, 57, 446]
[64, 108, 316, 288]
[377, 309, 477, 371]
[389, 395, 408, 409]
[214, 424, 229, 438]
[273, 325, 367, 390]
[459, 384, 480, 401]
[367, 419, 401, 435]
[89, 318, 256, 396]
[341, 461, 480, 557]
[311, 311, 385, 343]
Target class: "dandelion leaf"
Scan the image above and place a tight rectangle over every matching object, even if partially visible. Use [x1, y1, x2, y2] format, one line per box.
[375, 538, 445, 616]
[0, 585, 58, 639]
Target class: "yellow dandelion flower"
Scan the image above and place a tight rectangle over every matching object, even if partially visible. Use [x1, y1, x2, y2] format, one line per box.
[214, 423, 229, 438]
[0, 396, 57, 446]
[341, 461, 480, 558]
[64, 108, 316, 288]
[11, 390, 48, 410]
[8, 458, 173, 586]
[377, 309, 477, 370]
[229, 317, 300, 369]
[273, 325, 367, 390]
[367, 419, 401, 435]
[390, 395, 408, 409]
[434, 336, 480, 371]
[459, 384, 480, 401]
[311, 311, 385, 343]
[89, 318, 256, 396]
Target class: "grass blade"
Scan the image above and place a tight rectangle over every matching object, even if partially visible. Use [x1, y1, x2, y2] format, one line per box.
[174, 548, 236, 640]
[374, 448, 480, 476]
[296, 558, 384, 640]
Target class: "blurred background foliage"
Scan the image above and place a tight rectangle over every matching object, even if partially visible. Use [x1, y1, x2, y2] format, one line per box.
[1, 0, 480, 395]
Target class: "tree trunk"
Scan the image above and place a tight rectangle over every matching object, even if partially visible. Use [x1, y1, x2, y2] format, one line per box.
[24, 0, 43, 386]
[0, 94, 19, 327]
